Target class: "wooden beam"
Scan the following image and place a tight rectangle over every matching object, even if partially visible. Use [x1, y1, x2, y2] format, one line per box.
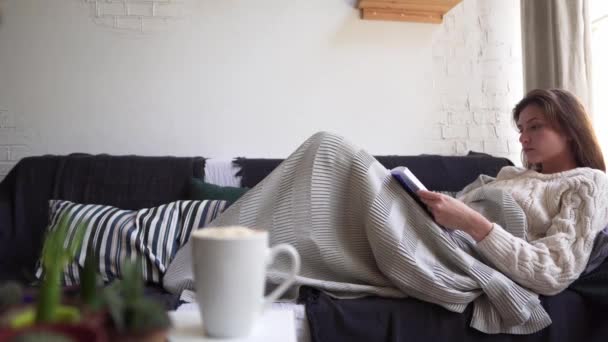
[358, 0, 461, 23]
[361, 8, 443, 23]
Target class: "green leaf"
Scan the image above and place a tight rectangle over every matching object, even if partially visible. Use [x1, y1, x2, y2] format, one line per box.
[125, 299, 171, 331]
[120, 259, 144, 305]
[35, 264, 62, 323]
[80, 248, 101, 310]
[103, 284, 125, 332]
[8, 307, 35, 328]
[36, 210, 90, 323]
[102, 258, 171, 333]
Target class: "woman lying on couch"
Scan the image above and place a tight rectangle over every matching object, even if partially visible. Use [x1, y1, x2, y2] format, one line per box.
[418, 88, 608, 296]
[164, 88, 608, 334]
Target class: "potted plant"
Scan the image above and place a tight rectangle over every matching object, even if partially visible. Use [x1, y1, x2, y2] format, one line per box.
[0, 213, 171, 342]
[0, 212, 99, 342]
[103, 260, 171, 342]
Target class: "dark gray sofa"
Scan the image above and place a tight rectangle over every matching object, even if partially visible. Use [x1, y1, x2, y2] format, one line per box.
[2, 151, 606, 341]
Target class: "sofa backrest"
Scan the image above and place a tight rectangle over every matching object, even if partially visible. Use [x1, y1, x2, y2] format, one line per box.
[0, 153, 205, 282]
[234, 152, 515, 191]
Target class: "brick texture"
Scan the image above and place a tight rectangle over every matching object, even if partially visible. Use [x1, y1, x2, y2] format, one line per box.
[0, 109, 30, 178]
[84, 0, 186, 33]
[8, 145, 31, 161]
[431, 0, 522, 163]
[0, 163, 14, 178]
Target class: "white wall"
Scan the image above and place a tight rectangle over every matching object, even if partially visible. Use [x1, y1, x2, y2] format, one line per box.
[432, 0, 523, 158]
[0, 0, 522, 178]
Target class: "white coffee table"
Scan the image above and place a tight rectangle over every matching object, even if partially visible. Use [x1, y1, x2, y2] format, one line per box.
[168, 307, 297, 342]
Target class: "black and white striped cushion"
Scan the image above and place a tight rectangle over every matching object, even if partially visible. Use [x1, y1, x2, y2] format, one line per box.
[36, 199, 227, 285]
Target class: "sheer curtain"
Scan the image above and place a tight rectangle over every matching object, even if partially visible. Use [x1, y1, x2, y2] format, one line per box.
[520, 0, 593, 109]
[591, 0, 608, 161]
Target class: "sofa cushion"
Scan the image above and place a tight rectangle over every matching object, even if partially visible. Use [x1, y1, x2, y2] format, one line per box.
[35, 199, 227, 286]
[188, 178, 248, 205]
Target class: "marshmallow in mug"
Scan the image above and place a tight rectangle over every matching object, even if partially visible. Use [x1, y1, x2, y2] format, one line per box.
[194, 226, 262, 239]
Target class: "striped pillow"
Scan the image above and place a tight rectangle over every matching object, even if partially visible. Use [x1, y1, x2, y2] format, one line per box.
[35, 199, 227, 286]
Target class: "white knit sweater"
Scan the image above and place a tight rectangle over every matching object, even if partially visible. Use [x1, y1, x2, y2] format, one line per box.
[458, 166, 608, 296]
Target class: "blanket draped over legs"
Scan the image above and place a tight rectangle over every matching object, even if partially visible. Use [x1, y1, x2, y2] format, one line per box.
[163, 132, 551, 334]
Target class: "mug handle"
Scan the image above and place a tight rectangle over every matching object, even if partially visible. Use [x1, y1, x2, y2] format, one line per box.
[263, 244, 301, 309]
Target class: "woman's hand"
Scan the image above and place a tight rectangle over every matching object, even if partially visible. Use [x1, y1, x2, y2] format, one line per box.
[417, 190, 493, 242]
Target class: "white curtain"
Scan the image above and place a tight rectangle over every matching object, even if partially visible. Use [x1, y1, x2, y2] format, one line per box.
[521, 0, 593, 110]
[591, 0, 608, 160]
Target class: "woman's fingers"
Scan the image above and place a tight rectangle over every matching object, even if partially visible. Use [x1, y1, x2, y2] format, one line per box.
[417, 190, 441, 200]
[418, 191, 443, 210]
[419, 196, 435, 206]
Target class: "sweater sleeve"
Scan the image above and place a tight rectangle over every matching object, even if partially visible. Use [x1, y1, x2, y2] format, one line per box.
[474, 172, 608, 296]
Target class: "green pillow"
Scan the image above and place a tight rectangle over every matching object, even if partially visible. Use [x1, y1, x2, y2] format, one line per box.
[189, 178, 248, 205]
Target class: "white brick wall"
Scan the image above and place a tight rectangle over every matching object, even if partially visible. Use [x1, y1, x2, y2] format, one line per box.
[0, 109, 31, 178]
[84, 0, 186, 33]
[0, 0, 523, 182]
[127, 3, 153, 17]
[0, 147, 9, 161]
[431, 0, 523, 163]
[0, 109, 15, 129]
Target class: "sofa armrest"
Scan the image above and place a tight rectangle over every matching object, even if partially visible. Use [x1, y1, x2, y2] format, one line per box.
[0, 173, 16, 282]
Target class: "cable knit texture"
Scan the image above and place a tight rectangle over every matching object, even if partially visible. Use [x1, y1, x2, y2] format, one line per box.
[459, 166, 608, 295]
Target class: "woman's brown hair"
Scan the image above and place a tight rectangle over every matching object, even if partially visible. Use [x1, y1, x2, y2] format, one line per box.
[512, 89, 606, 172]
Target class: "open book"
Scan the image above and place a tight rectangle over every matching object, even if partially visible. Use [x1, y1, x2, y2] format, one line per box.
[391, 166, 427, 195]
[391, 166, 448, 231]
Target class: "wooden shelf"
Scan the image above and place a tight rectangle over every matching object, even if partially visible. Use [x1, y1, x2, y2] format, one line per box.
[357, 0, 462, 23]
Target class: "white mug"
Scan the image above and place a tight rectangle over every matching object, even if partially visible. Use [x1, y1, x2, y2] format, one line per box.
[190, 226, 301, 338]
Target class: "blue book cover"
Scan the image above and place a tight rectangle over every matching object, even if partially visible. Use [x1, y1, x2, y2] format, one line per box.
[391, 166, 427, 194]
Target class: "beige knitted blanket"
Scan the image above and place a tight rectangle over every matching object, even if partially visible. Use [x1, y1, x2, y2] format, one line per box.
[164, 132, 551, 334]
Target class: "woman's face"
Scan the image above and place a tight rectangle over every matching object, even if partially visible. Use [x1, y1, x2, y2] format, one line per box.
[516, 104, 575, 172]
